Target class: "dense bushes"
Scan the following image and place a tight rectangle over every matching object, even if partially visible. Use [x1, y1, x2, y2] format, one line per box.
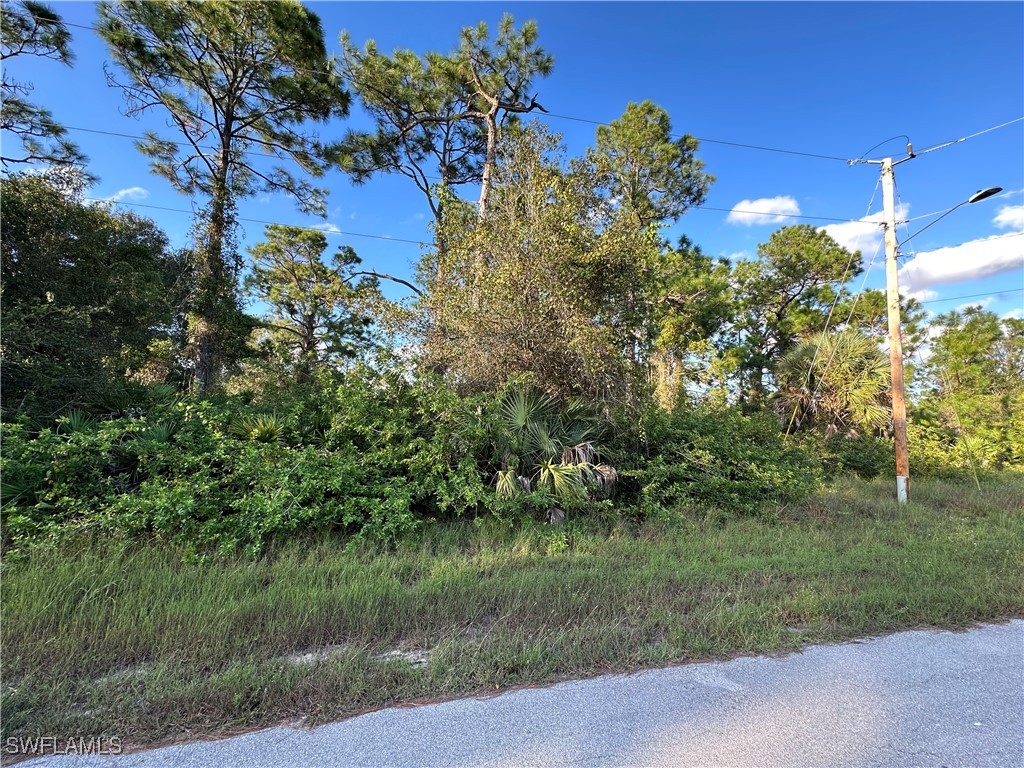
[10, 358, 1020, 558]
[1, 371, 492, 556]
[618, 406, 820, 518]
[1, 370, 833, 556]
[0, 172, 189, 421]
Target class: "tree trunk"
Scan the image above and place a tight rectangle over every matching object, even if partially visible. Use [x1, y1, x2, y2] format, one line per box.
[476, 106, 499, 220]
[193, 143, 231, 393]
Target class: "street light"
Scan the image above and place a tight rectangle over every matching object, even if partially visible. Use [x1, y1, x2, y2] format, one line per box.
[898, 187, 1003, 249]
[880, 161, 1001, 504]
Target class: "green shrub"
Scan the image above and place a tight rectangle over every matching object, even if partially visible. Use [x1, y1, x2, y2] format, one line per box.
[617, 405, 820, 516]
[801, 433, 893, 479]
[1, 369, 494, 556]
[2, 369, 841, 556]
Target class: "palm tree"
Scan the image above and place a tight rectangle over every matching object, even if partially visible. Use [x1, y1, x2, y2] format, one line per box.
[491, 387, 616, 501]
[773, 329, 890, 438]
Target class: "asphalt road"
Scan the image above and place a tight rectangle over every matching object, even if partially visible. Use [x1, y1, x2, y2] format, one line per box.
[20, 620, 1024, 767]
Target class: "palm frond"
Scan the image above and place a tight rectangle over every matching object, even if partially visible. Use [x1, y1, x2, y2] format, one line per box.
[230, 413, 285, 444]
[58, 410, 97, 434]
[537, 460, 585, 501]
[495, 469, 521, 498]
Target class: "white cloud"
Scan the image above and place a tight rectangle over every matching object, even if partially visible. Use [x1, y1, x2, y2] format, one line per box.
[1002, 307, 1023, 320]
[104, 186, 149, 203]
[313, 223, 341, 235]
[726, 196, 800, 226]
[899, 233, 1024, 291]
[993, 204, 1024, 231]
[819, 204, 909, 258]
[722, 250, 754, 262]
[821, 216, 884, 257]
[954, 297, 994, 313]
[906, 288, 938, 303]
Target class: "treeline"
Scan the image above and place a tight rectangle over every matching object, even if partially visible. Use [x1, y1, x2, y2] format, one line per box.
[2, 1, 1021, 555]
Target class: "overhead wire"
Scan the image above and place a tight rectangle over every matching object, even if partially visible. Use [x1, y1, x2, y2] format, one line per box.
[61, 124, 869, 225]
[18, 7, 1024, 172]
[83, 196, 430, 247]
[18, 9, 856, 164]
[918, 288, 1023, 306]
[850, 117, 1024, 166]
[850, 135, 910, 165]
[543, 112, 851, 162]
[782, 177, 882, 440]
[15, 8, 1024, 310]
[910, 117, 1024, 159]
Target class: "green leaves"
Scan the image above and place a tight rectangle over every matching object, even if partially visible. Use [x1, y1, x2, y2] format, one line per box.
[97, 0, 352, 390]
[243, 224, 379, 384]
[229, 413, 286, 445]
[591, 101, 714, 227]
[537, 460, 586, 502]
[98, 0, 349, 208]
[424, 123, 662, 401]
[338, 14, 552, 223]
[0, 172, 186, 420]
[0, 1, 86, 169]
[486, 385, 613, 508]
[773, 329, 891, 436]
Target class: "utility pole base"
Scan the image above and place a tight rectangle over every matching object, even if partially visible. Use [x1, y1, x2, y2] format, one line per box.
[896, 475, 909, 504]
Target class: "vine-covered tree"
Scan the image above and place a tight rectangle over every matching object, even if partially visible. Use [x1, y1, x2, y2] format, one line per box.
[585, 101, 715, 395]
[650, 236, 734, 409]
[244, 225, 379, 384]
[98, 0, 350, 392]
[423, 123, 664, 402]
[0, 0, 86, 169]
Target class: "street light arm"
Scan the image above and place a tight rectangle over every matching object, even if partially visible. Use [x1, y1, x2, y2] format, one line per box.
[897, 187, 1002, 248]
[898, 203, 965, 247]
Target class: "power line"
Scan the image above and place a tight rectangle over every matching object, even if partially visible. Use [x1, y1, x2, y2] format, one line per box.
[544, 112, 851, 162]
[65, 124, 285, 160]
[21, 8, 1024, 171]
[918, 288, 1023, 306]
[850, 117, 1024, 165]
[913, 117, 1024, 159]
[58, 126, 868, 223]
[691, 205, 855, 223]
[17, 10, 1023, 248]
[84, 197, 429, 247]
[910, 231, 1024, 247]
[63, 125, 872, 224]
[20, 11, 856, 165]
[851, 135, 910, 165]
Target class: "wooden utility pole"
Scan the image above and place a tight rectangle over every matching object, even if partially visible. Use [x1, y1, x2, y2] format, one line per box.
[881, 157, 910, 503]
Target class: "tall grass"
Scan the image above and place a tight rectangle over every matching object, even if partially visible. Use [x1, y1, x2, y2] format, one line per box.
[2, 475, 1022, 750]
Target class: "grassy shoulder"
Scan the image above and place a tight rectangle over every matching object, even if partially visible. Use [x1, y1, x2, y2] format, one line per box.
[2, 474, 1023, 752]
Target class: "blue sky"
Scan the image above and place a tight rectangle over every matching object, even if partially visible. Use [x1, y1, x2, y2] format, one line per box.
[8, 1, 1024, 321]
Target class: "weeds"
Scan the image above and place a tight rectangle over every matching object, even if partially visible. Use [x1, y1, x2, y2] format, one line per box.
[1, 475, 1022, 750]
